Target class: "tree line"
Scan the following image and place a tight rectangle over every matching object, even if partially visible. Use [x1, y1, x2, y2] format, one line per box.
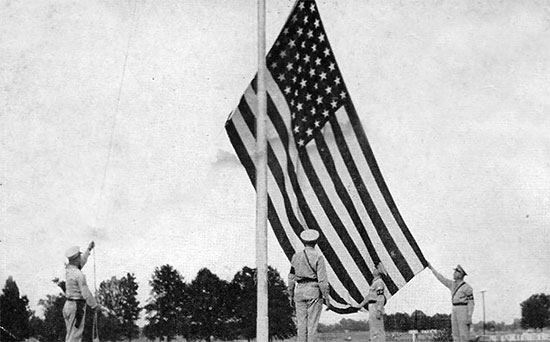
[318, 293, 550, 334]
[319, 313, 521, 333]
[0, 265, 295, 342]
[318, 311, 453, 333]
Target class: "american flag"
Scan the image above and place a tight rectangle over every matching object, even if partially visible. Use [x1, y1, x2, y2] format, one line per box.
[225, 0, 427, 313]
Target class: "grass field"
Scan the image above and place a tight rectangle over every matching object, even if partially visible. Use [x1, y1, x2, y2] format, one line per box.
[26, 330, 550, 342]
[319, 331, 423, 342]
[319, 331, 371, 342]
[89, 332, 376, 342]
[100, 331, 413, 342]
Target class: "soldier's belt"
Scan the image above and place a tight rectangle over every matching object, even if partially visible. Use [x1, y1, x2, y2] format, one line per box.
[296, 277, 317, 283]
[66, 298, 86, 302]
[452, 303, 468, 306]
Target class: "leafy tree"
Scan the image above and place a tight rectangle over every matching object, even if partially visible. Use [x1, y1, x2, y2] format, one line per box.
[318, 322, 344, 333]
[96, 276, 125, 342]
[384, 313, 397, 332]
[431, 313, 451, 330]
[143, 265, 188, 342]
[520, 293, 550, 330]
[485, 321, 497, 332]
[433, 327, 452, 342]
[229, 266, 296, 341]
[96, 273, 142, 341]
[339, 318, 368, 331]
[119, 273, 141, 341]
[38, 293, 66, 342]
[267, 267, 296, 340]
[188, 268, 231, 342]
[28, 313, 45, 340]
[83, 308, 119, 342]
[0, 276, 32, 341]
[393, 312, 411, 331]
[228, 266, 255, 340]
[511, 318, 522, 331]
[411, 310, 428, 332]
[382, 315, 394, 332]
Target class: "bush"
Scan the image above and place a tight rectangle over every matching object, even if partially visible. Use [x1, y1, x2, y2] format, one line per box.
[432, 328, 452, 342]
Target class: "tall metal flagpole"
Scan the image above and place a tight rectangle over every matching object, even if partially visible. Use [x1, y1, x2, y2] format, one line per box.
[256, 1, 269, 342]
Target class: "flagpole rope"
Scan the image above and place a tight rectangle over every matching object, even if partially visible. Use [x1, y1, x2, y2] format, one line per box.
[91, 2, 139, 341]
[93, 248, 97, 294]
[93, 0, 139, 227]
[93, 248, 99, 342]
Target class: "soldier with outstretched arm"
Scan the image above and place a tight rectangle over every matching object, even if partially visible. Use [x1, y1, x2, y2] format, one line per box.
[63, 244, 101, 342]
[428, 263, 475, 342]
[288, 229, 331, 342]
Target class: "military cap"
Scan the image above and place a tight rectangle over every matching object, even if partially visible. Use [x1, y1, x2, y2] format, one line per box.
[454, 264, 467, 276]
[65, 246, 81, 260]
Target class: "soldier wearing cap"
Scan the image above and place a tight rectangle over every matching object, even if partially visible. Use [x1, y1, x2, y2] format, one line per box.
[355, 263, 388, 342]
[63, 245, 100, 342]
[429, 263, 474, 342]
[288, 229, 331, 342]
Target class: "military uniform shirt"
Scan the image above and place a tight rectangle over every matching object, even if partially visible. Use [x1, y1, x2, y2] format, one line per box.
[65, 265, 97, 308]
[432, 269, 474, 317]
[368, 277, 387, 313]
[288, 246, 330, 300]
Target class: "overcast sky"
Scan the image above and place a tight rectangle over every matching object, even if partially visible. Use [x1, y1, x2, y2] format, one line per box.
[2, 0, 550, 325]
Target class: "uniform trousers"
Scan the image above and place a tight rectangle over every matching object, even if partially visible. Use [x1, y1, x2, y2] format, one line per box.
[294, 282, 323, 342]
[368, 303, 385, 342]
[63, 300, 86, 342]
[451, 305, 469, 342]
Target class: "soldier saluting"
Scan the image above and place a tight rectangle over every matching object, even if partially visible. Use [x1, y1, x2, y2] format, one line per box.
[63, 243, 100, 342]
[428, 263, 475, 342]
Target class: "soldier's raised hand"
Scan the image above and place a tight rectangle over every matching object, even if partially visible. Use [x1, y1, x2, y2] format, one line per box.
[87, 241, 95, 251]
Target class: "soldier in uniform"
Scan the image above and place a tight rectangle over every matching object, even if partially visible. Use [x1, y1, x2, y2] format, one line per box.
[288, 229, 331, 342]
[355, 263, 388, 342]
[63, 245, 100, 342]
[429, 263, 474, 342]
[57, 242, 95, 294]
